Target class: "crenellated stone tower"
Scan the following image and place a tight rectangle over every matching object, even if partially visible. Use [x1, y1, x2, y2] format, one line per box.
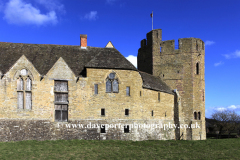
[138, 29, 206, 140]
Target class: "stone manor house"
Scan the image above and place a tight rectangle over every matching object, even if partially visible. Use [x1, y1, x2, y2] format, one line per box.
[0, 29, 206, 141]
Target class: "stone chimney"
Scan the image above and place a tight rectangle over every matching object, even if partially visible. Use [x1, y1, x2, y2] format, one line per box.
[80, 34, 87, 49]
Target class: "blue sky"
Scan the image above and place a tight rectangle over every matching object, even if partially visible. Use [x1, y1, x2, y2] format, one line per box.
[0, 0, 239, 118]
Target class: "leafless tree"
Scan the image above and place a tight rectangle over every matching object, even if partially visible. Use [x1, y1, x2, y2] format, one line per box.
[211, 110, 240, 138]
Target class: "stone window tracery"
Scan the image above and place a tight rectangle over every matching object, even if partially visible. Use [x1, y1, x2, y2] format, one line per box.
[106, 72, 119, 93]
[17, 69, 32, 110]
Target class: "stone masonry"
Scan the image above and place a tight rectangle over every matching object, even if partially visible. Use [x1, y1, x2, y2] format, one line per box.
[0, 39, 178, 141]
[0, 29, 206, 141]
[138, 29, 206, 140]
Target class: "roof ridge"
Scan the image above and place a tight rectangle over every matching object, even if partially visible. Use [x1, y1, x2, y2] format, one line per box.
[0, 42, 108, 48]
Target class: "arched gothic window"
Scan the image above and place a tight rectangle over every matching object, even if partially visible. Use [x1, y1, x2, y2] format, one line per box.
[106, 72, 119, 93]
[198, 112, 201, 120]
[17, 78, 24, 109]
[194, 111, 201, 120]
[25, 77, 32, 109]
[106, 79, 112, 93]
[112, 79, 119, 92]
[17, 78, 24, 90]
[26, 77, 32, 91]
[17, 69, 32, 110]
[194, 112, 197, 120]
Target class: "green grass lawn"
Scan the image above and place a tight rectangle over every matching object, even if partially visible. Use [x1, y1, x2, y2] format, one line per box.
[0, 139, 239, 160]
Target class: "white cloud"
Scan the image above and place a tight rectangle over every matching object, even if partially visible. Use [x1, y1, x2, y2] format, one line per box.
[126, 55, 137, 68]
[84, 11, 98, 21]
[228, 105, 240, 110]
[223, 50, 240, 59]
[206, 105, 240, 118]
[3, 0, 58, 25]
[213, 105, 240, 112]
[215, 107, 227, 112]
[228, 105, 237, 110]
[205, 40, 215, 46]
[34, 0, 65, 13]
[214, 61, 224, 67]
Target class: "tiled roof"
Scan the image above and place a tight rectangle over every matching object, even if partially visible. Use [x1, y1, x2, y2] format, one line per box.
[0, 42, 172, 94]
[0, 42, 136, 76]
[139, 71, 174, 94]
[85, 48, 136, 70]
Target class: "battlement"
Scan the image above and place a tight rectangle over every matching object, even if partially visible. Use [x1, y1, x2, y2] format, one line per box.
[139, 29, 205, 55]
[140, 29, 162, 48]
[160, 38, 204, 55]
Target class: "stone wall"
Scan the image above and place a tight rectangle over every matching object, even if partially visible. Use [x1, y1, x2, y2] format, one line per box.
[0, 54, 176, 141]
[0, 119, 176, 141]
[137, 29, 206, 140]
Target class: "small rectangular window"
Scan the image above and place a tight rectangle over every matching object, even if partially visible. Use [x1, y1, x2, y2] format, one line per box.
[62, 106, 68, 121]
[196, 63, 199, 75]
[125, 109, 129, 116]
[124, 125, 129, 133]
[55, 110, 61, 121]
[94, 84, 98, 95]
[55, 105, 68, 122]
[54, 81, 68, 92]
[158, 93, 160, 102]
[152, 110, 154, 117]
[100, 125, 106, 133]
[101, 108, 105, 116]
[140, 91, 141, 97]
[126, 86, 130, 96]
[55, 93, 68, 102]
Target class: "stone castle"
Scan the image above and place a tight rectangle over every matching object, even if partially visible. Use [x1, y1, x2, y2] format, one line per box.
[0, 29, 205, 141]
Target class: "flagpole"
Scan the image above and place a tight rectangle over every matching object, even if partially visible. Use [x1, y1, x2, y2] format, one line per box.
[152, 11, 153, 30]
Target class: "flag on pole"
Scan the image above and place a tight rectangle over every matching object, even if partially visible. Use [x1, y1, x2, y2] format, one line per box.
[151, 11, 153, 30]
